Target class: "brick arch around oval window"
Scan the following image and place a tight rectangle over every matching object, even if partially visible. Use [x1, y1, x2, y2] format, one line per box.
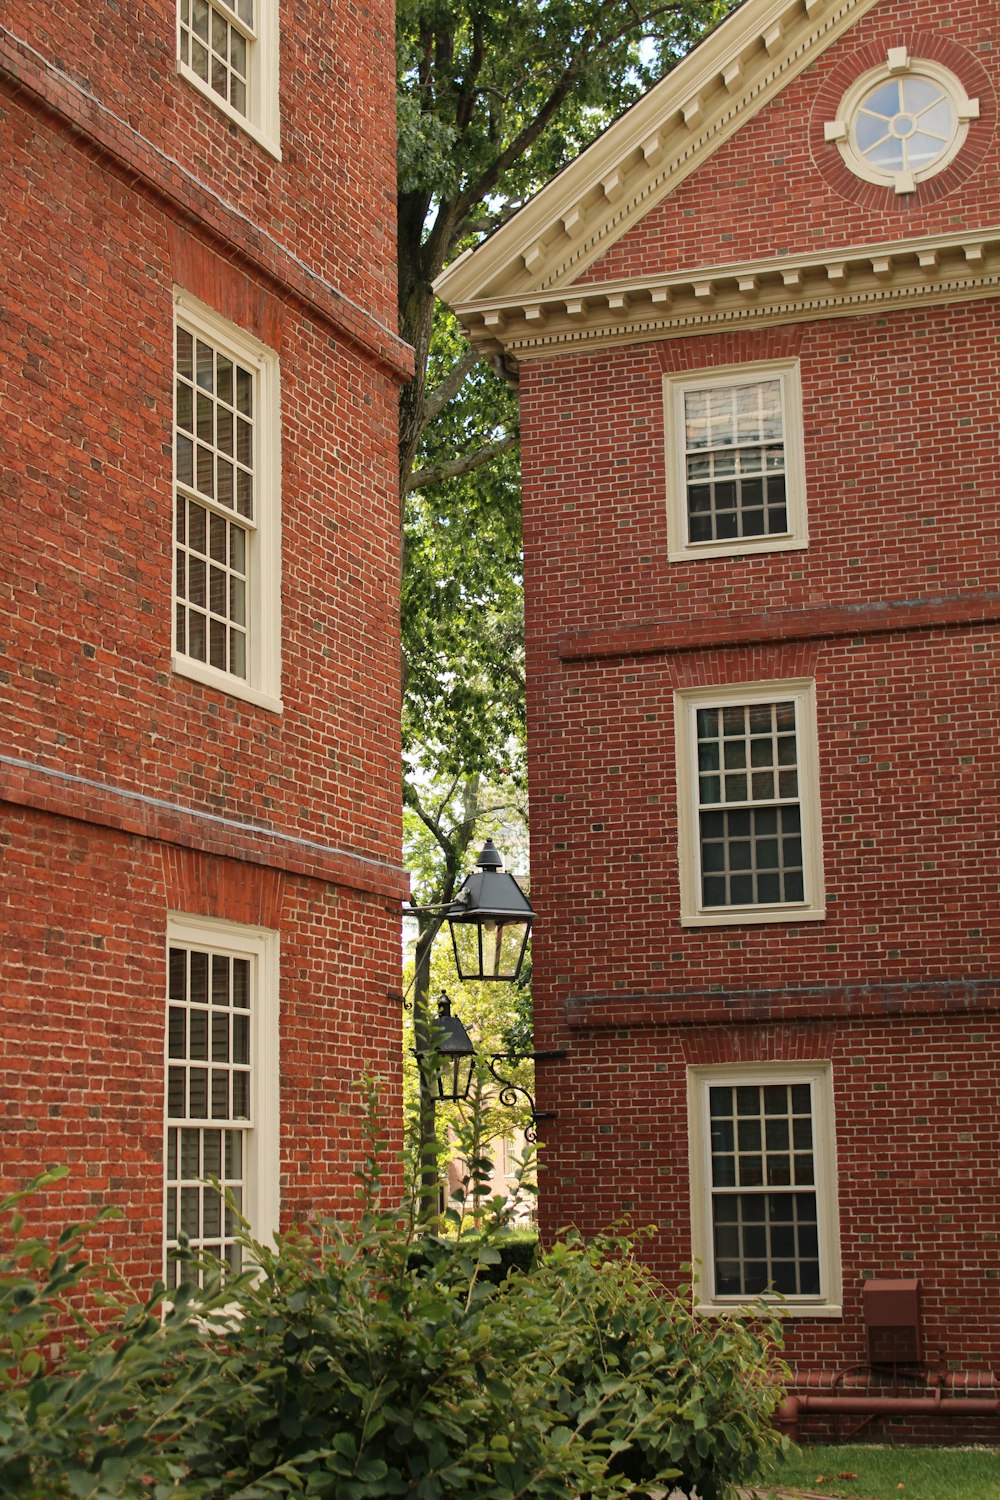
[809, 30, 996, 211]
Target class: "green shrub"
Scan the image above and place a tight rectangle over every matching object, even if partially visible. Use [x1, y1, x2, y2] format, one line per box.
[0, 1097, 789, 1499]
[0, 1167, 232, 1498]
[409, 1229, 538, 1284]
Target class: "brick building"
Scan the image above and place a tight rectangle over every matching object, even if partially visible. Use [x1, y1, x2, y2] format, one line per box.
[1, 1, 410, 1288]
[438, 0, 1000, 1434]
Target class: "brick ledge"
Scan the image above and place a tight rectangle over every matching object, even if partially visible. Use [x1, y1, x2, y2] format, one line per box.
[0, 26, 414, 384]
[0, 754, 407, 900]
[564, 978, 1000, 1030]
[557, 590, 1000, 662]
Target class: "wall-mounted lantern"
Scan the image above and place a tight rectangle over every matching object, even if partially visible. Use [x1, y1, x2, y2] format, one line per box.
[420, 993, 476, 1103]
[446, 838, 534, 983]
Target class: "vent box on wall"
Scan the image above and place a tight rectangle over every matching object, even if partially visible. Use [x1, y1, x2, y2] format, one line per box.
[863, 1278, 923, 1365]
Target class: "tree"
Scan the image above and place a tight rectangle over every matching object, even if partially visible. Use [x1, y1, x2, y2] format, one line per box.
[398, 0, 738, 1216]
[402, 308, 528, 1217]
[397, 0, 736, 496]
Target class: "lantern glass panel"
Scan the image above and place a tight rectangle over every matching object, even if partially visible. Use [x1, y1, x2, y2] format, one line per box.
[438, 1055, 474, 1102]
[451, 917, 529, 981]
[497, 920, 528, 979]
[451, 921, 483, 980]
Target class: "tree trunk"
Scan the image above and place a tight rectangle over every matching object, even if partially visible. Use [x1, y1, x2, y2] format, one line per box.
[412, 913, 443, 1223]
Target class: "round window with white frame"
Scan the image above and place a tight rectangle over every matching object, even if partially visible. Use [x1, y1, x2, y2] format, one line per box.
[825, 48, 979, 195]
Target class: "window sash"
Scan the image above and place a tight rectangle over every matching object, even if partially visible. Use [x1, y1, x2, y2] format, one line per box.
[164, 940, 255, 1285]
[688, 1065, 840, 1310]
[171, 303, 277, 697]
[708, 1079, 819, 1297]
[174, 323, 258, 531]
[694, 699, 803, 910]
[674, 680, 823, 925]
[682, 378, 789, 546]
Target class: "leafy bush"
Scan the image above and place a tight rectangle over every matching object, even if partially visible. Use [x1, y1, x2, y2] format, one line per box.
[409, 1229, 538, 1283]
[0, 1167, 233, 1498]
[0, 1097, 789, 1499]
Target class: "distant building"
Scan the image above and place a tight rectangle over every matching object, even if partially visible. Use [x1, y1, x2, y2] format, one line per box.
[439, 0, 1000, 1437]
[1, 0, 410, 1286]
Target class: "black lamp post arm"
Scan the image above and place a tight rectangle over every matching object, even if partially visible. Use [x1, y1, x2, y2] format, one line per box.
[403, 892, 471, 918]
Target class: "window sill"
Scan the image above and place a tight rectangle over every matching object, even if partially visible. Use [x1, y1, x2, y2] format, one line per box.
[173, 655, 283, 715]
[668, 535, 809, 564]
[681, 903, 825, 928]
[695, 1301, 843, 1320]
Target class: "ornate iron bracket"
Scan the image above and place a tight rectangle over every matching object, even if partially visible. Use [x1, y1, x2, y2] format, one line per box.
[484, 1049, 567, 1142]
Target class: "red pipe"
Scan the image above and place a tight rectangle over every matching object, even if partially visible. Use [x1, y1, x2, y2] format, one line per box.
[778, 1393, 1000, 1442]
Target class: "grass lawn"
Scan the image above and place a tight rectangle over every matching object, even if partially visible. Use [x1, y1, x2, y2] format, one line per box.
[756, 1443, 1000, 1500]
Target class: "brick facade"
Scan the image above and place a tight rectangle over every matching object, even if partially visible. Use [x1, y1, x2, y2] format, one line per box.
[439, 0, 1000, 1441]
[1, 1, 409, 1282]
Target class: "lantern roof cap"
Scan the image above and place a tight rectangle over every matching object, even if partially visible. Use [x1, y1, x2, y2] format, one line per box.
[436, 993, 475, 1057]
[452, 846, 534, 923]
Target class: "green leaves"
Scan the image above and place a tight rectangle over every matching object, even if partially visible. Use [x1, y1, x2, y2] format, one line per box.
[0, 1150, 788, 1500]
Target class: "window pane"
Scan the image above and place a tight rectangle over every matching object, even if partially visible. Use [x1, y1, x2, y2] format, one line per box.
[174, 318, 258, 684]
[165, 938, 254, 1288]
[212, 1013, 230, 1063]
[863, 80, 900, 117]
[189, 1008, 209, 1061]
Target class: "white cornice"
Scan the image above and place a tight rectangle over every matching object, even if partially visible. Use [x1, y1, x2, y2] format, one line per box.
[448, 229, 1000, 362]
[435, 0, 883, 308]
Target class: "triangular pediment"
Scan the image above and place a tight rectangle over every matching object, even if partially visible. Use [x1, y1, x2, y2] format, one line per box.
[435, 0, 884, 314]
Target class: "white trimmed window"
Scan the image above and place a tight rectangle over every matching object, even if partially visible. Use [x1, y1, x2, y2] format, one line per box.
[664, 362, 807, 562]
[173, 292, 281, 713]
[164, 915, 279, 1286]
[673, 680, 824, 926]
[825, 51, 978, 196]
[176, 0, 281, 157]
[688, 1063, 842, 1316]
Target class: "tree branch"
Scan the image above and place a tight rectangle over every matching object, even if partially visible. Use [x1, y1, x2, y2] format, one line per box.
[422, 347, 481, 426]
[406, 431, 519, 492]
[445, 1, 698, 254]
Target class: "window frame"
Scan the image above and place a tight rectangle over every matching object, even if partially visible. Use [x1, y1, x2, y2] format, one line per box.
[673, 678, 825, 927]
[163, 913, 280, 1284]
[172, 290, 282, 714]
[176, 0, 281, 159]
[663, 360, 808, 563]
[824, 51, 978, 196]
[687, 1061, 842, 1318]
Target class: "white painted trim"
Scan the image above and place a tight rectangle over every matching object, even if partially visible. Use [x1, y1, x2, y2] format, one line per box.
[829, 54, 975, 196]
[673, 678, 825, 927]
[686, 1060, 843, 1317]
[435, 0, 882, 306]
[448, 228, 1000, 364]
[664, 359, 808, 562]
[176, 0, 281, 159]
[172, 290, 282, 713]
[164, 912, 281, 1274]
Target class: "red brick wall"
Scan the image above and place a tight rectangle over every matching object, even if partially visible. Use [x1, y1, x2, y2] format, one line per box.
[1, 0, 406, 1276]
[577, 0, 1000, 284]
[537, 1011, 1000, 1432]
[0, 809, 403, 1286]
[520, 294, 1000, 1390]
[1, 104, 402, 859]
[3, 0, 399, 323]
